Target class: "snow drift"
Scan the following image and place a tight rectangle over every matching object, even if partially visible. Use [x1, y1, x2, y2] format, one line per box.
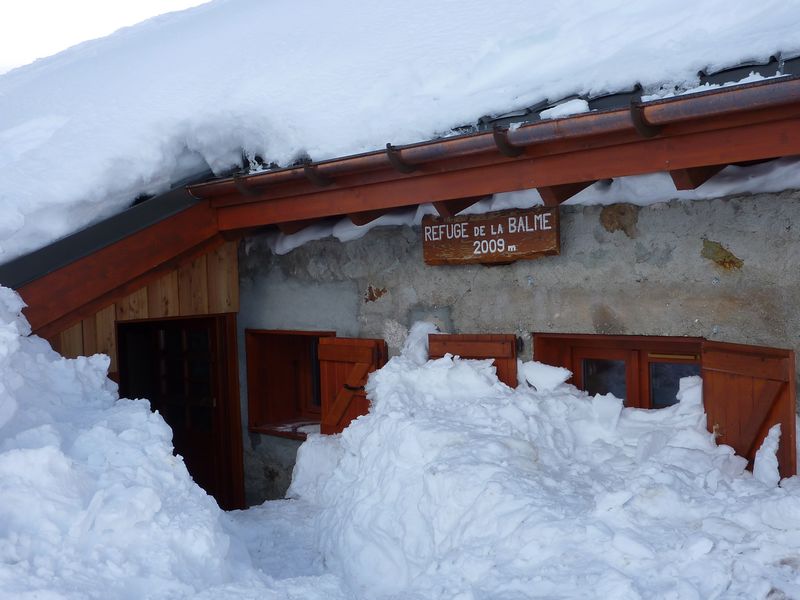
[3, 0, 800, 262]
[0, 286, 343, 599]
[3, 285, 800, 598]
[291, 324, 800, 599]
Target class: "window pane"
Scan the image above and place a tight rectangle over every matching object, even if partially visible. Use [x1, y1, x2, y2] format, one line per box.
[583, 359, 626, 400]
[650, 362, 701, 408]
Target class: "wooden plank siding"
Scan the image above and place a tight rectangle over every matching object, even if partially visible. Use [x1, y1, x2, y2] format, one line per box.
[52, 242, 240, 378]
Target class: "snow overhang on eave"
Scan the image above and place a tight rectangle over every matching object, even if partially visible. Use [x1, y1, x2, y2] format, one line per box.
[188, 76, 800, 233]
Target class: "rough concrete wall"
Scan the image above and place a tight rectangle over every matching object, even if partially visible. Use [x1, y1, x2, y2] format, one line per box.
[237, 191, 800, 503]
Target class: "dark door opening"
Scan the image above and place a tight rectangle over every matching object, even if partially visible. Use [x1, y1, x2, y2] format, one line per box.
[118, 315, 244, 509]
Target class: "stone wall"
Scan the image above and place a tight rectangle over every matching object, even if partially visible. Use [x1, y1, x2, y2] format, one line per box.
[236, 191, 800, 503]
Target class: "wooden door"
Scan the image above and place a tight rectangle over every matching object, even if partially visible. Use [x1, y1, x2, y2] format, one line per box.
[318, 337, 387, 434]
[428, 333, 518, 387]
[118, 316, 244, 509]
[702, 340, 797, 478]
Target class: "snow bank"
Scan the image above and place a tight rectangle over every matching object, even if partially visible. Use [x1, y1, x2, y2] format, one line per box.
[292, 326, 800, 599]
[3, 0, 800, 262]
[0, 286, 344, 599]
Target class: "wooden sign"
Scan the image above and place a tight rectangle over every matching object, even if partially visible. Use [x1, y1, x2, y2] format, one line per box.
[422, 207, 560, 265]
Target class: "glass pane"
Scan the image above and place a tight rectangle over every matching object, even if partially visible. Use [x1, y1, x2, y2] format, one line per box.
[163, 327, 183, 356]
[191, 406, 213, 433]
[189, 379, 211, 397]
[187, 329, 210, 352]
[650, 362, 701, 408]
[189, 360, 210, 379]
[583, 359, 626, 400]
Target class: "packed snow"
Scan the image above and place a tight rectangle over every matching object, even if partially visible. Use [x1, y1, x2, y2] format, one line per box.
[3, 0, 800, 263]
[2, 294, 800, 598]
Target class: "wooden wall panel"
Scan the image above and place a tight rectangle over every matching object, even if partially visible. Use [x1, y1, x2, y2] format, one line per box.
[46, 243, 239, 375]
[59, 322, 84, 358]
[147, 271, 180, 318]
[95, 304, 117, 373]
[207, 242, 239, 314]
[116, 288, 148, 321]
[82, 316, 98, 356]
[178, 254, 209, 315]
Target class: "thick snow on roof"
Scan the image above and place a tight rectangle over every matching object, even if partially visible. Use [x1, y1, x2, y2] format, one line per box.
[2, 0, 800, 263]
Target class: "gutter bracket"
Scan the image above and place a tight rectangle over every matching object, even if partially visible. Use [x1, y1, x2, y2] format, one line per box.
[233, 173, 260, 197]
[386, 143, 417, 174]
[492, 126, 524, 157]
[303, 163, 333, 187]
[630, 96, 661, 138]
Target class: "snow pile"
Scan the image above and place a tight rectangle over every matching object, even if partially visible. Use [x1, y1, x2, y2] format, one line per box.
[292, 324, 800, 599]
[0, 286, 345, 599]
[3, 0, 800, 262]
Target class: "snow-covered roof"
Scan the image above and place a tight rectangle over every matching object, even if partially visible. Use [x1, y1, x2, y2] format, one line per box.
[2, 0, 800, 265]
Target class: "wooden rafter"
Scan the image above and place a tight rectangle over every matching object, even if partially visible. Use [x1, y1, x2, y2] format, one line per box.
[277, 220, 317, 235]
[212, 116, 800, 231]
[537, 181, 596, 206]
[433, 195, 488, 218]
[18, 202, 219, 335]
[348, 209, 390, 226]
[669, 164, 726, 190]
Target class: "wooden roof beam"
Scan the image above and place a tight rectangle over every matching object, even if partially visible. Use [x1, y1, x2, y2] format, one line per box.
[18, 201, 220, 335]
[348, 209, 390, 226]
[277, 220, 319, 235]
[537, 181, 596, 206]
[433, 195, 489, 218]
[669, 164, 726, 190]
[214, 116, 800, 231]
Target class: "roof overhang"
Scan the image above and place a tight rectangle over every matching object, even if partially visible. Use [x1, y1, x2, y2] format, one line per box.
[10, 75, 800, 336]
[189, 76, 800, 231]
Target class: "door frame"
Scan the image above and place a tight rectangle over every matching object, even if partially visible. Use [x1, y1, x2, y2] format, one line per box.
[117, 313, 245, 509]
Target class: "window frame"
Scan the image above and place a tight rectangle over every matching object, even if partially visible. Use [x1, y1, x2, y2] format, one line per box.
[245, 329, 335, 439]
[533, 333, 702, 408]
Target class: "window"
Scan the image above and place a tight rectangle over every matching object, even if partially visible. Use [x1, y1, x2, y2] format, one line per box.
[534, 332, 796, 478]
[533, 333, 701, 408]
[245, 330, 335, 439]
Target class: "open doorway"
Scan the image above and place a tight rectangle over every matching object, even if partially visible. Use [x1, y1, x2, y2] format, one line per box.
[117, 315, 244, 509]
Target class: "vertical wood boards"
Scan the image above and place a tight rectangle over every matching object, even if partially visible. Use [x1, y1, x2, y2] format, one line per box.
[702, 340, 797, 478]
[207, 242, 239, 314]
[95, 304, 117, 373]
[46, 241, 240, 375]
[428, 333, 518, 388]
[178, 254, 209, 315]
[59, 321, 84, 358]
[318, 337, 387, 434]
[115, 288, 148, 321]
[147, 271, 180, 318]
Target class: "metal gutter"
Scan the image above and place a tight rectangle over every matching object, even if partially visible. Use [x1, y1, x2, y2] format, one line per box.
[190, 76, 800, 202]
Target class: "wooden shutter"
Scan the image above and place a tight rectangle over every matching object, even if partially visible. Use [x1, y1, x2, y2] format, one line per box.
[428, 333, 518, 387]
[701, 340, 797, 478]
[318, 337, 387, 434]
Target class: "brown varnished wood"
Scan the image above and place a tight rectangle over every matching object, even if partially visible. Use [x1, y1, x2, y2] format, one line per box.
[348, 209, 390, 226]
[429, 333, 518, 388]
[115, 288, 148, 321]
[433, 196, 487, 218]
[147, 271, 180, 319]
[701, 340, 796, 478]
[536, 181, 595, 206]
[206, 242, 239, 314]
[59, 321, 84, 358]
[319, 337, 387, 434]
[214, 117, 800, 230]
[20, 201, 219, 335]
[178, 254, 209, 316]
[669, 164, 727, 190]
